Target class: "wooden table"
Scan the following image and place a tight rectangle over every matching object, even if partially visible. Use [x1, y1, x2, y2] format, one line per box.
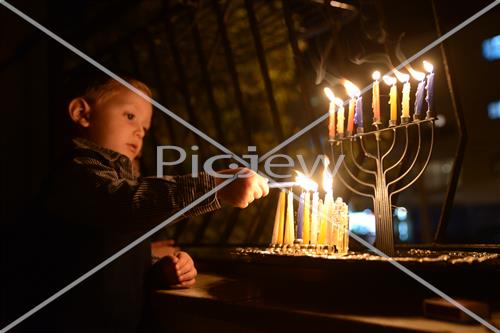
[151, 273, 497, 333]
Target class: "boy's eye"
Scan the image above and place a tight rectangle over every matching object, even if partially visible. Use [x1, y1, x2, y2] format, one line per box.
[125, 112, 135, 120]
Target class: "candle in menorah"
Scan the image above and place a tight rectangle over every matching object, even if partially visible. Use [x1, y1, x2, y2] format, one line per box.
[326, 61, 436, 256]
[269, 169, 350, 255]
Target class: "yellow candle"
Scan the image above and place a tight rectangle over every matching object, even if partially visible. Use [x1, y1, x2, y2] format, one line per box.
[327, 193, 335, 246]
[302, 192, 311, 245]
[383, 75, 398, 126]
[271, 190, 286, 245]
[324, 192, 334, 246]
[284, 189, 295, 245]
[372, 71, 381, 124]
[335, 98, 344, 136]
[310, 192, 319, 244]
[318, 199, 326, 245]
[400, 74, 411, 122]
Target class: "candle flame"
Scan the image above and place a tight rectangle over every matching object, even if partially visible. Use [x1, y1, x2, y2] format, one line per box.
[343, 80, 360, 98]
[393, 68, 410, 83]
[372, 71, 381, 81]
[383, 75, 397, 86]
[423, 60, 434, 73]
[408, 67, 426, 81]
[323, 87, 335, 102]
[334, 97, 344, 107]
[295, 170, 318, 192]
[322, 156, 333, 192]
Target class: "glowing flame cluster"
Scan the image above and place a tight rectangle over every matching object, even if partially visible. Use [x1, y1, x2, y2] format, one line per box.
[322, 157, 333, 192]
[343, 80, 360, 98]
[408, 67, 425, 81]
[423, 60, 434, 73]
[382, 75, 397, 86]
[393, 68, 410, 83]
[295, 171, 318, 192]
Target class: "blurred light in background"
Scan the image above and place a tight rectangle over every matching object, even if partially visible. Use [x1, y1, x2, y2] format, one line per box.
[482, 35, 500, 61]
[395, 207, 410, 242]
[488, 100, 500, 120]
[349, 209, 376, 243]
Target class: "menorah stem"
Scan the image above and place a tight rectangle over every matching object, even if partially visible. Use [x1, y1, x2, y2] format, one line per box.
[373, 138, 395, 256]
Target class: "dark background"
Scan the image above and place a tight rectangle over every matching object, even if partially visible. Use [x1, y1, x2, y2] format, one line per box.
[1, 0, 499, 247]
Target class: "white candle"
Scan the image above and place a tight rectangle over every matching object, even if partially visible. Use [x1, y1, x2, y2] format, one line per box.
[284, 189, 295, 245]
[310, 192, 319, 245]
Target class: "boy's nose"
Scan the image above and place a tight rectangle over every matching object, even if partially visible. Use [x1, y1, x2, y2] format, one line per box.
[135, 127, 145, 139]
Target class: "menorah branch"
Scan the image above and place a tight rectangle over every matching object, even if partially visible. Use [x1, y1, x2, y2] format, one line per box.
[390, 122, 435, 197]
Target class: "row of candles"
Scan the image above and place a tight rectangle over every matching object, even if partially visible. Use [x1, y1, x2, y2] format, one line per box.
[271, 159, 350, 254]
[326, 60, 435, 139]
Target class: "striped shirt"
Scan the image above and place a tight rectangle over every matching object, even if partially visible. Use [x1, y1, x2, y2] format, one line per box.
[39, 137, 221, 331]
[46, 137, 221, 232]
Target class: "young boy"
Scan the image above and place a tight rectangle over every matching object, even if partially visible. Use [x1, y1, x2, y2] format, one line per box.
[20, 72, 268, 332]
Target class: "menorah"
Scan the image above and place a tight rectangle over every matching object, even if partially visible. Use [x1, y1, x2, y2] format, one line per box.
[329, 117, 436, 256]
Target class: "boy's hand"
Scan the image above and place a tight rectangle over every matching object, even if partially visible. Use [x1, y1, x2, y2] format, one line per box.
[156, 251, 197, 288]
[215, 168, 269, 208]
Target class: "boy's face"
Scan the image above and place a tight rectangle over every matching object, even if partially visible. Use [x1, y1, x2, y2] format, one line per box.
[86, 87, 152, 161]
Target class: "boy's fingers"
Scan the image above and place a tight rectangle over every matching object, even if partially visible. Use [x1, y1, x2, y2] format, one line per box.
[253, 186, 263, 199]
[178, 267, 197, 282]
[175, 252, 193, 271]
[179, 278, 196, 288]
[176, 261, 195, 276]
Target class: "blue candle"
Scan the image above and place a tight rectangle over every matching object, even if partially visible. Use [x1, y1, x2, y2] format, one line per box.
[354, 96, 363, 129]
[296, 192, 305, 240]
[425, 72, 435, 117]
[423, 61, 435, 118]
[414, 79, 425, 117]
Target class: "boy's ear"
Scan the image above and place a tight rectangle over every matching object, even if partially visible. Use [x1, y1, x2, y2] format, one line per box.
[68, 98, 92, 128]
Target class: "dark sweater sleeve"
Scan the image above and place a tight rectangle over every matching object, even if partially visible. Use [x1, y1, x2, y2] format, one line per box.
[46, 155, 221, 233]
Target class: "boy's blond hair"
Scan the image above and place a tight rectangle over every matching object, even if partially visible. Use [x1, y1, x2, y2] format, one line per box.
[80, 77, 152, 106]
